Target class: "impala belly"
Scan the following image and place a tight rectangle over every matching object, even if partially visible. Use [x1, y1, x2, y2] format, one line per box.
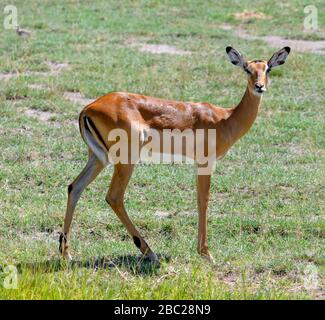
[83, 92, 231, 165]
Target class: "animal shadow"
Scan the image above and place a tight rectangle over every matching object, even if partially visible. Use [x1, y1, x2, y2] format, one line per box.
[14, 253, 170, 276]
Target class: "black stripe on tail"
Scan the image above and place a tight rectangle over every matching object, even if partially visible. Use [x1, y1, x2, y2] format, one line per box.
[84, 116, 108, 152]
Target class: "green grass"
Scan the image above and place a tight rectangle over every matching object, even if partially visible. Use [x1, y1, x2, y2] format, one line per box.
[0, 0, 324, 299]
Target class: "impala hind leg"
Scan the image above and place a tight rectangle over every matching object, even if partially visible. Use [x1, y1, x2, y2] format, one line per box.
[106, 164, 158, 262]
[60, 152, 104, 259]
[196, 173, 215, 263]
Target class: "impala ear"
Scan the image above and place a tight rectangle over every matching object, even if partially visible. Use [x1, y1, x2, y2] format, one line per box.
[226, 46, 246, 68]
[268, 47, 291, 69]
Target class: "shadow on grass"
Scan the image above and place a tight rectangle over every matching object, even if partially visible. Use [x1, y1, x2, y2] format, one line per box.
[12, 254, 170, 276]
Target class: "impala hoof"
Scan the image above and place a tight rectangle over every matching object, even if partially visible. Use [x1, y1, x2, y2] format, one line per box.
[63, 252, 73, 261]
[146, 252, 159, 264]
[60, 248, 73, 261]
[199, 251, 215, 264]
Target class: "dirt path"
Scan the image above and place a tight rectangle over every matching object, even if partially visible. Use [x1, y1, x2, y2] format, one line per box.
[126, 38, 191, 55]
[221, 24, 325, 54]
[63, 91, 93, 106]
[0, 61, 70, 82]
[25, 108, 78, 128]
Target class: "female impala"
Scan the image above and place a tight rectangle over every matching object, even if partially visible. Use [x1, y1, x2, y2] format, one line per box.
[60, 46, 290, 263]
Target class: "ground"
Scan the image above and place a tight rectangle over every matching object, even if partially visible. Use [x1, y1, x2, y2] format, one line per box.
[0, 0, 324, 299]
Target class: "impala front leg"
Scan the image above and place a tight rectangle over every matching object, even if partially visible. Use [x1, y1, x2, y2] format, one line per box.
[196, 172, 215, 263]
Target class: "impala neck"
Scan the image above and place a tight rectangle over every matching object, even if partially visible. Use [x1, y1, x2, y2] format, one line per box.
[225, 87, 262, 145]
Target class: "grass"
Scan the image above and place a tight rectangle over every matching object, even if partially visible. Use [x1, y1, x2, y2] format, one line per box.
[0, 0, 324, 299]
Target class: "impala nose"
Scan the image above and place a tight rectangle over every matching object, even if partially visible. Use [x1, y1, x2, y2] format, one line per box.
[255, 83, 265, 93]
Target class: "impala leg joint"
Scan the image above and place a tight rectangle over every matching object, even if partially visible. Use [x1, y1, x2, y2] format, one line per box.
[59, 232, 68, 253]
[133, 236, 141, 249]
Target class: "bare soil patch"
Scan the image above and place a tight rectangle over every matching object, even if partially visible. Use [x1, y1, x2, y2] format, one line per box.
[263, 35, 325, 55]
[126, 38, 191, 55]
[45, 61, 70, 74]
[25, 108, 78, 128]
[154, 210, 196, 218]
[28, 84, 49, 90]
[234, 10, 272, 21]
[287, 143, 305, 156]
[154, 211, 173, 218]
[0, 61, 70, 81]
[27, 61, 70, 76]
[137, 44, 191, 55]
[221, 25, 325, 54]
[219, 24, 233, 31]
[63, 91, 94, 106]
[17, 228, 61, 243]
[25, 109, 58, 123]
[0, 72, 17, 81]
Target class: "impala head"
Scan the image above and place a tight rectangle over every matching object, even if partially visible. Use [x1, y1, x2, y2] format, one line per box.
[226, 46, 291, 96]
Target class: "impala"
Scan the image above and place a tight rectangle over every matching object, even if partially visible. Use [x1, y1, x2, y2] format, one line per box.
[60, 46, 290, 262]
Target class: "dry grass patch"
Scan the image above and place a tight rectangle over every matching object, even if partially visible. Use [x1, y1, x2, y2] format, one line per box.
[234, 10, 272, 21]
[63, 92, 94, 106]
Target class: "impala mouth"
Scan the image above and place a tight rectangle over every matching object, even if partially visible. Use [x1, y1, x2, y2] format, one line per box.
[254, 87, 266, 95]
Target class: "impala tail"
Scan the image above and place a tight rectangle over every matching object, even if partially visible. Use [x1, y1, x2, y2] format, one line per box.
[79, 111, 109, 165]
